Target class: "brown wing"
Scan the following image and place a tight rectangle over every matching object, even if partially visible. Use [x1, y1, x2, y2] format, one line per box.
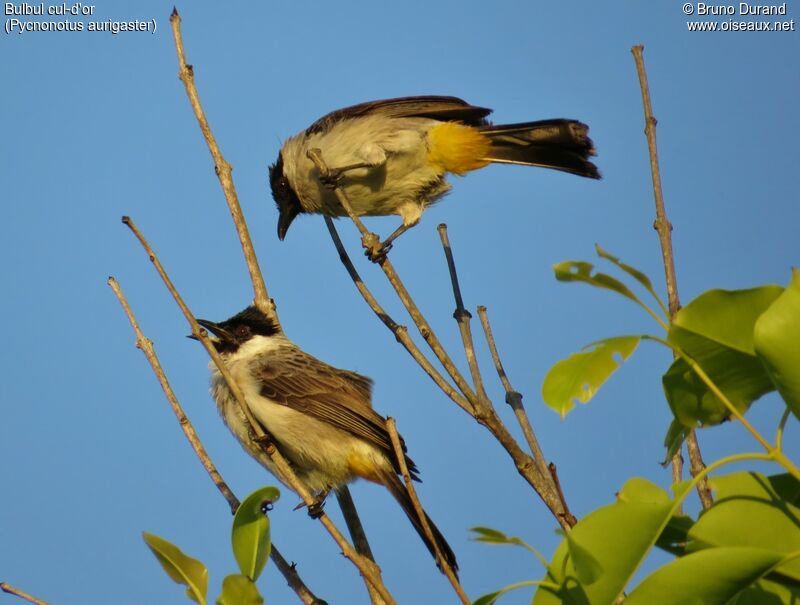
[306, 95, 493, 135]
[254, 349, 419, 478]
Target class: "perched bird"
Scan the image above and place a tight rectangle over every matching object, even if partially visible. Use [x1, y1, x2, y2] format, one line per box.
[196, 305, 458, 573]
[270, 95, 600, 252]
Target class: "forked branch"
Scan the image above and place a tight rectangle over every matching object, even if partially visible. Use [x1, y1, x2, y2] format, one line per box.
[313, 151, 574, 529]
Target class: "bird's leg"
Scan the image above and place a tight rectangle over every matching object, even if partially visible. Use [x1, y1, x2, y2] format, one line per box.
[307, 147, 383, 189]
[318, 161, 375, 188]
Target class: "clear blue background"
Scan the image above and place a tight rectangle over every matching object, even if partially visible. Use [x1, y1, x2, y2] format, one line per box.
[2, 1, 798, 603]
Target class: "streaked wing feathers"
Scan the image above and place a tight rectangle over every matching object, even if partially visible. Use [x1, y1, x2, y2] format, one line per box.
[254, 351, 419, 478]
[306, 95, 493, 134]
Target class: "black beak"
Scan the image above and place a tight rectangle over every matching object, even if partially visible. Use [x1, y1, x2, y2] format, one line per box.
[188, 319, 233, 343]
[277, 207, 299, 241]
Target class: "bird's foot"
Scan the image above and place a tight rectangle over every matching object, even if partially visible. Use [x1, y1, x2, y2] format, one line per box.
[319, 169, 344, 190]
[293, 489, 330, 519]
[362, 232, 391, 263]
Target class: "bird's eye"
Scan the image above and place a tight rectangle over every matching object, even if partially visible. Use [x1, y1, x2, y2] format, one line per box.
[235, 325, 251, 338]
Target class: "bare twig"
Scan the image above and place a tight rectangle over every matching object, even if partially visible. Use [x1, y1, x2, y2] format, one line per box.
[335, 488, 389, 605]
[109, 276, 324, 605]
[437, 224, 488, 407]
[108, 276, 239, 513]
[477, 306, 548, 474]
[122, 216, 395, 605]
[385, 419, 469, 605]
[270, 548, 328, 605]
[548, 464, 577, 527]
[632, 44, 712, 509]
[168, 8, 276, 325]
[314, 155, 573, 529]
[0, 583, 49, 605]
[325, 218, 471, 412]
[336, 487, 375, 561]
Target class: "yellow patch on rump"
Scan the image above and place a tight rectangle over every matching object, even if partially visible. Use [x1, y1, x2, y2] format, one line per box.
[427, 122, 491, 175]
[347, 451, 383, 484]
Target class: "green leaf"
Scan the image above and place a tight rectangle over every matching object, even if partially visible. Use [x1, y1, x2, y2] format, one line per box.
[143, 532, 208, 605]
[216, 575, 264, 605]
[754, 268, 800, 418]
[655, 514, 695, 557]
[625, 546, 784, 605]
[731, 577, 800, 604]
[471, 526, 514, 544]
[663, 331, 774, 426]
[673, 286, 783, 355]
[472, 581, 539, 605]
[532, 478, 675, 605]
[663, 285, 784, 427]
[563, 532, 603, 585]
[595, 244, 668, 315]
[769, 473, 800, 506]
[553, 260, 639, 304]
[470, 527, 534, 551]
[663, 419, 689, 460]
[542, 336, 640, 417]
[689, 472, 800, 583]
[232, 486, 279, 581]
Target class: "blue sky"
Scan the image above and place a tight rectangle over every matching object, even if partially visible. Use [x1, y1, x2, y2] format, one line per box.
[2, 1, 798, 603]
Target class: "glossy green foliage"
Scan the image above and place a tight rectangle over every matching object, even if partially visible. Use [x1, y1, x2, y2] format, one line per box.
[232, 487, 279, 581]
[145, 487, 278, 603]
[542, 336, 640, 417]
[664, 286, 783, 427]
[506, 472, 800, 605]
[217, 574, 264, 605]
[143, 532, 209, 605]
[754, 268, 800, 419]
[532, 478, 674, 605]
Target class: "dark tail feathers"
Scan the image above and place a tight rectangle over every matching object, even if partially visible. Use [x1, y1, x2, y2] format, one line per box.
[383, 472, 459, 576]
[481, 119, 601, 179]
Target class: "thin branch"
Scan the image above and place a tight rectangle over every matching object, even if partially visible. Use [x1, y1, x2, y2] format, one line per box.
[684, 435, 712, 507]
[108, 276, 239, 513]
[336, 487, 375, 561]
[631, 46, 679, 315]
[0, 583, 49, 605]
[324, 218, 471, 412]
[385, 419, 469, 605]
[477, 306, 548, 474]
[547, 464, 577, 528]
[109, 276, 323, 605]
[377, 254, 479, 402]
[631, 44, 712, 509]
[318, 196, 571, 528]
[334, 488, 390, 605]
[122, 216, 395, 605]
[437, 224, 488, 407]
[269, 547, 328, 605]
[168, 8, 275, 325]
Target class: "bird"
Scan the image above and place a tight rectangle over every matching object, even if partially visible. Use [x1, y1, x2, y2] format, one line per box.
[195, 305, 458, 573]
[269, 95, 600, 254]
